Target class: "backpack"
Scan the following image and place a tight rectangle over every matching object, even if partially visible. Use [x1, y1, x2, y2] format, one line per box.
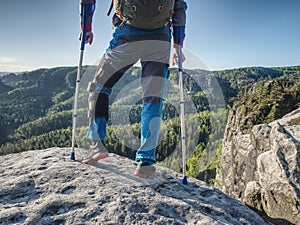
[108, 0, 175, 30]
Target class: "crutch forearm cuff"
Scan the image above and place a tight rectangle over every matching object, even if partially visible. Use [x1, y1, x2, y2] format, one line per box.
[173, 26, 185, 47]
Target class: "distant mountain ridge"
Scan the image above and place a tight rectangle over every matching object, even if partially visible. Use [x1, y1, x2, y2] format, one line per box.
[0, 71, 24, 77]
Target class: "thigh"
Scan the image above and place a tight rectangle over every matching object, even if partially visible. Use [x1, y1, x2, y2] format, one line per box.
[94, 55, 134, 88]
[93, 28, 141, 88]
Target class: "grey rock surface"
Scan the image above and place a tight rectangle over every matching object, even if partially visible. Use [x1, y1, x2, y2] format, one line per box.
[0, 148, 266, 225]
[217, 108, 300, 224]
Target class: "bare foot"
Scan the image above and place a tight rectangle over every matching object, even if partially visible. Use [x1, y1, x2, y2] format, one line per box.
[81, 152, 109, 165]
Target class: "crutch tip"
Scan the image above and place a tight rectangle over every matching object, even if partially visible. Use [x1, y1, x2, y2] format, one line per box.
[70, 152, 76, 161]
[182, 176, 188, 185]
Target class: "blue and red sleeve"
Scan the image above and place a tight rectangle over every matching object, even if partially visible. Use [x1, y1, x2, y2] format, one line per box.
[80, 0, 96, 32]
[172, 0, 187, 46]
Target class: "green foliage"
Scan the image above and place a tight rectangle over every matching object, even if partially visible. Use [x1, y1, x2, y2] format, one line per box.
[0, 128, 72, 155]
[52, 91, 73, 104]
[0, 67, 76, 145]
[234, 73, 300, 133]
[0, 79, 12, 94]
[10, 110, 73, 141]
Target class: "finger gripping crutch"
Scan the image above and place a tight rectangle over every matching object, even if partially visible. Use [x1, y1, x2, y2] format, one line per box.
[178, 46, 188, 185]
[71, 3, 88, 160]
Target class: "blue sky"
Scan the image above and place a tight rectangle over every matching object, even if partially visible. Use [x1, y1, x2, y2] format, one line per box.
[0, 0, 299, 72]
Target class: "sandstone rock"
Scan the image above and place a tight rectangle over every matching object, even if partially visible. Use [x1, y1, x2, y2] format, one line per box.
[0, 148, 266, 225]
[244, 181, 263, 211]
[217, 108, 300, 224]
[196, 168, 216, 184]
[255, 123, 300, 224]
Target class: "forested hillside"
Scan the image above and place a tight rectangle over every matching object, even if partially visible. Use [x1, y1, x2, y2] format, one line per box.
[0, 80, 12, 94]
[0, 65, 299, 177]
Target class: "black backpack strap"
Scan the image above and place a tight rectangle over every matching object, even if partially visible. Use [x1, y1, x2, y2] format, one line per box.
[107, 0, 114, 16]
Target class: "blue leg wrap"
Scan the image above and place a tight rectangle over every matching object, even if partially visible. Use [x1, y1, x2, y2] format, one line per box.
[135, 102, 163, 165]
[87, 117, 107, 141]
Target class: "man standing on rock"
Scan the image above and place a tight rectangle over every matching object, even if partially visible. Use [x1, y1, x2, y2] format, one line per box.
[79, 0, 187, 178]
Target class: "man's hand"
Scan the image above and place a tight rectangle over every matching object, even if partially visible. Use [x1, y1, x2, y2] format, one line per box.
[78, 31, 94, 45]
[172, 44, 186, 66]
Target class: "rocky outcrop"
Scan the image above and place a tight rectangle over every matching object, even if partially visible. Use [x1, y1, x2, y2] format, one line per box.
[196, 168, 216, 184]
[0, 148, 267, 225]
[216, 108, 300, 224]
